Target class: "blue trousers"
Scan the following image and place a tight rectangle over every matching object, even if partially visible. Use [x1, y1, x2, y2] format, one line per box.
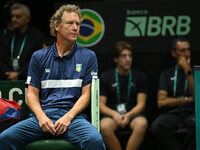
[0, 108, 106, 150]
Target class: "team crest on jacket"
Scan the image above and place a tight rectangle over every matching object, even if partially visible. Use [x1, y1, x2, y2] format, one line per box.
[76, 64, 82, 72]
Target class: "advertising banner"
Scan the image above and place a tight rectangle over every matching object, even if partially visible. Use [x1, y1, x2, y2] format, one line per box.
[55, 1, 196, 53]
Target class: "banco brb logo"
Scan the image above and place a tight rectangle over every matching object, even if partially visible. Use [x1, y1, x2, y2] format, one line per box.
[124, 15, 191, 37]
[77, 9, 105, 47]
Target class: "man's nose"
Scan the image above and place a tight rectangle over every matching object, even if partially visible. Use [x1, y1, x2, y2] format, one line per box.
[11, 16, 18, 22]
[185, 49, 190, 56]
[73, 23, 78, 29]
[125, 55, 132, 61]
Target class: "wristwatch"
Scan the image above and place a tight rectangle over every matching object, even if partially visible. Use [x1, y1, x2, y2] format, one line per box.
[184, 97, 188, 102]
[185, 70, 192, 77]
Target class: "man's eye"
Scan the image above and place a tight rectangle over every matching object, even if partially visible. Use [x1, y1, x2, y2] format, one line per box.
[11, 15, 21, 19]
[179, 49, 185, 53]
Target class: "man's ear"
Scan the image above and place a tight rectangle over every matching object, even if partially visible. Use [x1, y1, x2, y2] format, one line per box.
[26, 16, 31, 23]
[54, 22, 59, 32]
[113, 57, 118, 63]
[171, 50, 176, 58]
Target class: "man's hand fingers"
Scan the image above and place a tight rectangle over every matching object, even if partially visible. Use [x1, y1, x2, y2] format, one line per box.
[41, 124, 48, 132]
[40, 121, 56, 135]
[54, 122, 67, 136]
[56, 126, 66, 136]
[48, 124, 57, 135]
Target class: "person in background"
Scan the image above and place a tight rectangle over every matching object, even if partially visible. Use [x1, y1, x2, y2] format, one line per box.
[0, 3, 45, 80]
[100, 41, 148, 150]
[149, 37, 195, 150]
[0, 4, 105, 150]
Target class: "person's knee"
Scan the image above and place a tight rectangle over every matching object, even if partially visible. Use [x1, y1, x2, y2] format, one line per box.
[100, 119, 116, 136]
[131, 118, 148, 133]
[150, 119, 165, 132]
[91, 133, 104, 144]
[85, 132, 105, 150]
[100, 124, 112, 136]
[0, 134, 5, 143]
[149, 122, 157, 133]
[149, 121, 165, 138]
[0, 131, 12, 144]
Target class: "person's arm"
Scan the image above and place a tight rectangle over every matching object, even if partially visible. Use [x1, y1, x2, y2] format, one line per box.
[126, 93, 147, 118]
[157, 63, 193, 108]
[177, 56, 194, 99]
[122, 93, 147, 127]
[157, 90, 193, 108]
[100, 95, 123, 125]
[186, 73, 194, 99]
[123, 71, 148, 121]
[5, 72, 18, 80]
[27, 84, 56, 135]
[54, 83, 92, 135]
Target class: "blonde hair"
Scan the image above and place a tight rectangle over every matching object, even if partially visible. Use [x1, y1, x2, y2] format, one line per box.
[49, 4, 81, 37]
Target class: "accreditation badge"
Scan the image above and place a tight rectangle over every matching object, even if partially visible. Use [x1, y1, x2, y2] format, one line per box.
[12, 58, 19, 71]
[116, 103, 127, 114]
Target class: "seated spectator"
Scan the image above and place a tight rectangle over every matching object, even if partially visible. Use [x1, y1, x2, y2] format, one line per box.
[149, 37, 195, 150]
[100, 41, 148, 150]
[0, 4, 105, 150]
[0, 3, 45, 80]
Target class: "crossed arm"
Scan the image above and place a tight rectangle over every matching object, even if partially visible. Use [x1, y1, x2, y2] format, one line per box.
[157, 57, 194, 108]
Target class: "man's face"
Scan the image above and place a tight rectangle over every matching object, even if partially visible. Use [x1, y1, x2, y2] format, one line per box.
[55, 11, 80, 42]
[114, 49, 133, 70]
[11, 9, 30, 29]
[171, 41, 191, 62]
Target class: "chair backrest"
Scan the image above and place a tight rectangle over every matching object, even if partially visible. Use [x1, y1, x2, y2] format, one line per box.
[91, 78, 100, 132]
[0, 80, 100, 131]
[194, 66, 200, 150]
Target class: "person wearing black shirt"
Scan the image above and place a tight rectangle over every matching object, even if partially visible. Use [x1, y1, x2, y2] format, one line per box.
[0, 3, 44, 80]
[100, 41, 148, 150]
[149, 37, 195, 150]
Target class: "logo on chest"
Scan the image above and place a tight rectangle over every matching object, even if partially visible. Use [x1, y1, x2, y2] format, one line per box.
[112, 83, 117, 87]
[45, 69, 50, 73]
[170, 76, 175, 81]
[76, 64, 82, 72]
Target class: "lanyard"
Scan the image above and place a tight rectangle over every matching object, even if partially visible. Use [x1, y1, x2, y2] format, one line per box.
[11, 35, 27, 60]
[115, 68, 132, 103]
[173, 66, 188, 96]
[3, 28, 7, 35]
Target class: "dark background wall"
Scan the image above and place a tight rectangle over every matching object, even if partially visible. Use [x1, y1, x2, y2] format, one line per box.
[0, 0, 199, 124]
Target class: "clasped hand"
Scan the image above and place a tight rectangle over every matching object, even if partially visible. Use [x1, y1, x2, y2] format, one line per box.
[113, 112, 130, 129]
[39, 115, 71, 136]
